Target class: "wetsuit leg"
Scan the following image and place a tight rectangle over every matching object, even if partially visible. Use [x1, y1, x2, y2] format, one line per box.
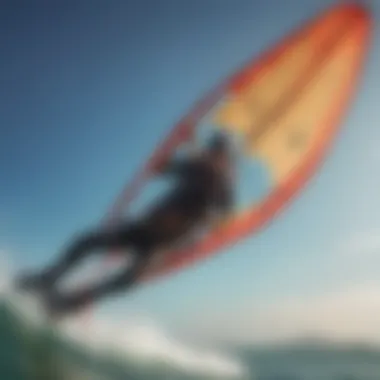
[17, 224, 139, 291]
[47, 249, 152, 315]
[43, 229, 128, 285]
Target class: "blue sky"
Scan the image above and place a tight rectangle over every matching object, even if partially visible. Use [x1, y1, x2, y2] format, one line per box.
[1, 0, 380, 342]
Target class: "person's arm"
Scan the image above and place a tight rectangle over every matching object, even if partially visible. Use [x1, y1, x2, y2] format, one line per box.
[151, 152, 200, 178]
[158, 157, 189, 176]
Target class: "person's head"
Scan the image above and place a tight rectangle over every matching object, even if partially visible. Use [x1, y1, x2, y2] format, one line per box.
[206, 132, 232, 170]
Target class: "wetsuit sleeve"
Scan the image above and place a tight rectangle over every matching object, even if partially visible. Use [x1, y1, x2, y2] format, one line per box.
[159, 157, 195, 177]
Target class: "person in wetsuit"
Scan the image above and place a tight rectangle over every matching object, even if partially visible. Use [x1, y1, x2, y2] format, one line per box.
[16, 132, 235, 317]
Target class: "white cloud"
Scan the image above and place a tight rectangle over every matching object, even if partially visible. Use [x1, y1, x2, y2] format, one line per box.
[183, 229, 380, 346]
[188, 282, 380, 346]
[333, 229, 380, 260]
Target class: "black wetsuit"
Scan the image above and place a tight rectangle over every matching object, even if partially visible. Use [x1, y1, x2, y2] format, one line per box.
[19, 154, 234, 316]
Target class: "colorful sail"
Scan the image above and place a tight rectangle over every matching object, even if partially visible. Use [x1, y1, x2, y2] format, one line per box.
[105, 3, 372, 283]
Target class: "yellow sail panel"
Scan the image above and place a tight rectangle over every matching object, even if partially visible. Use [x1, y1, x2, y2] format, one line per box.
[214, 39, 313, 134]
[250, 32, 360, 185]
[213, 9, 351, 134]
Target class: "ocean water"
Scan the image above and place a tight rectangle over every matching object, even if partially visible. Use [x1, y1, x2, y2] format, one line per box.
[1, 298, 380, 380]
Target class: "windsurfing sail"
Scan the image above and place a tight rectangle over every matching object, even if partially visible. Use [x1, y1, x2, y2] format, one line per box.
[104, 3, 372, 283]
